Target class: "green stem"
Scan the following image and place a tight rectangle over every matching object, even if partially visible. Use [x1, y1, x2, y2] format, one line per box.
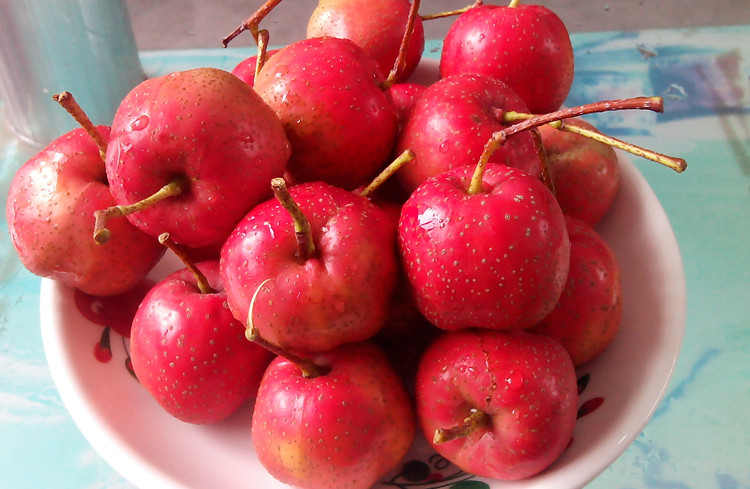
[467, 138, 497, 195]
[501, 106, 687, 172]
[560, 120, 687, 172]
[271, 177, 316, 260]
[93, 179, 186, 244]
[358, 149, 415, 198]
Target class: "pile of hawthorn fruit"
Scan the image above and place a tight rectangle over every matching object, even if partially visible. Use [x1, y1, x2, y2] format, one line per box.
[5, 0, 687, 487]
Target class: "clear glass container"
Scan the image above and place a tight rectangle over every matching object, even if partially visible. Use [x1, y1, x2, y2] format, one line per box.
[0, 0, 146, 148]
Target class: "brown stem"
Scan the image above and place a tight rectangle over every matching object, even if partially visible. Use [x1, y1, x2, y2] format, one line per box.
[52, 91, 108, 161]
[158, 233, 216, 294]
[501, 105, 687, 172]
[383, 0, 421, 88]
[245, 279, 331, 379]
[476, 96, 674, 181]
[222, 0, 284, 47]
[472, 97, 672, 193]
[507, 0, 520, 7]
[433, 408, 492, 444]
[421, 0, 483, 21]
[271, 177, 316, 260]
[358, 149, 415, 198]
[93, 179, 186, 244]
[530, 128, 556, 192]
[481, 107, 560, 193]
[501, 97, 664, 142]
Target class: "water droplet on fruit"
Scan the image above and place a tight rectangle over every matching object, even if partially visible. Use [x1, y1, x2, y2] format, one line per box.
[506, 371, 525, 391]
[439, 140, 451, 154]
[241, 134, 255, 149]
[456, 364, 477, 375]
[418, 208, 440, 231]
[130, 114, 150, 131]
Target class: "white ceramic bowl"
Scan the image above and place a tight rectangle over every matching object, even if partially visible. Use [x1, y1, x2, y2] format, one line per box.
[40, 60, 685, 489]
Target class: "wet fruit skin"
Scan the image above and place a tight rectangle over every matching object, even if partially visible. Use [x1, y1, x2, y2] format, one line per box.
[251, 341, 415, 489]
[307, 0, 425, 82]
[5, 126, 165, 296]
[220, 181, 399, 354]
[415, 328, 578, 481]
[530, 216, 623, 367]
[105, 67, 291, 248]
[395, 73, 547, 195]
[253, 37, 398, 191]
[440, 3, 575, 114]
[129, 260, 273, 424]
[398, 163, 570, 332]
[538, 118, 620, 227]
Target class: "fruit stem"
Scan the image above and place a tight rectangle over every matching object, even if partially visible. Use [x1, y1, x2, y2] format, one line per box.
[498, 97, 664, 140]
[254, 29, 271, 84]
[271, 177, 316, 260]
[158, 233, 217, 294]
[488, 108, 555, 193]
[421, 0, 483, 21]
[93, 179, 186, 244]
[222, 0, 284, 47]
[52, 91, 108, 161]
[358, 149, 415, 198]
[507, 0, 520, 7]
[434, 408, 492, 444]
[502, 106, 687, 172]
[559, 119, 687, 172]
[467, 137, 494, 195]
[383, 0, 421, 89]
[479, 97, 677, 177]
[245, 279, 331, 379]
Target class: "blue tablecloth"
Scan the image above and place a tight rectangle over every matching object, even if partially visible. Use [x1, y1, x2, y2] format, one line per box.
[1, 24, 749, 489]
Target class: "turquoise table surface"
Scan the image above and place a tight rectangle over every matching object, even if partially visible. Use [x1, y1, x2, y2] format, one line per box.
[2, 24, 749, 489]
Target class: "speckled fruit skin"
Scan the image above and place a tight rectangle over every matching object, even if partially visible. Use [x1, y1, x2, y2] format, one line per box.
[440, 4, 574, 114]
[387, 81, 427, 130]
[251, 341, 415, 489]
[129, 260, 273, 424]
[253, 37, 399, 190]
[5, 127, 165, 296]
[220, 181, 399, 353]
[538, 118, 620, 227]
[106, 67, 291, 248]
[415, 328, 578, 481]
[398, 163, 570, 331]
[395, 73, 547, 194]
[307, 0, 425, 82]
[530, 216, 623, 366]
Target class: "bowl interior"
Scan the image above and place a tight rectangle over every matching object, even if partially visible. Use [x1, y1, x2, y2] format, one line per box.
[40, 58, 685, 489]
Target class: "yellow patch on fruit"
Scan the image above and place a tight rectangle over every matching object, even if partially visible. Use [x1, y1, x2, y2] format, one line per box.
[277, 438, 307, 474]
